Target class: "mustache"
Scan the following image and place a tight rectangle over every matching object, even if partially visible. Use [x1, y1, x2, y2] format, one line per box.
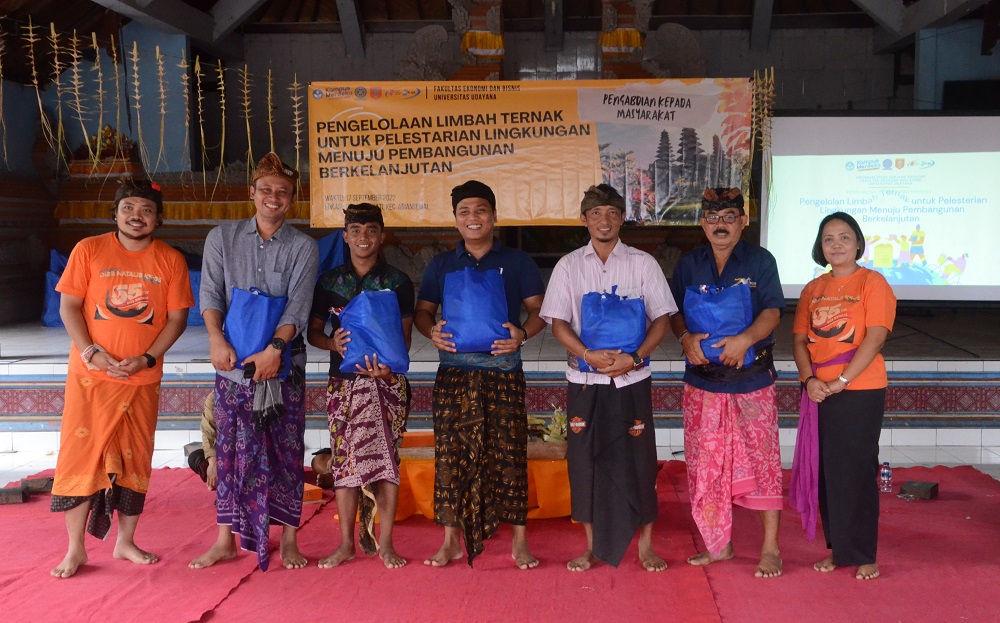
[712, 228, 729, 235]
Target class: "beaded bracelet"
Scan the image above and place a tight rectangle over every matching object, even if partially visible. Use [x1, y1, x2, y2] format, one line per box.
[80, 343, 105, 364]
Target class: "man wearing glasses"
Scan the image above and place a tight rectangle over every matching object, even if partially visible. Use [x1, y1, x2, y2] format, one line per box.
[669, 187, 785, 579]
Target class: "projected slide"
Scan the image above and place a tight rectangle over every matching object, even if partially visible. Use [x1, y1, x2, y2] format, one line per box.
[762, 116, 1000, 302]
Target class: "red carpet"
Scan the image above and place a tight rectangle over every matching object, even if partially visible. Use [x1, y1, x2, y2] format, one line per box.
[667, 463, 1000, 623]
[0, 468, 323, 623]
[3, 462, 998, 622]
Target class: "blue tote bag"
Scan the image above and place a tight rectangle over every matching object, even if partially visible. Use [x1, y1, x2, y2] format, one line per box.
[339, 290, 410, 374]
[578, 286, 648, 372]
[224, 286, 290, 376]
[683, 283, 755, 366]
[442, 267, 509, 353]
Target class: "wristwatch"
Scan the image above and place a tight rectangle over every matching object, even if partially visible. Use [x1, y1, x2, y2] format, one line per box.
[141, 353, 155, 368]
[270, 337, 287, 351]
[837, 374, 851, 386]
[629, 352, 643, 369]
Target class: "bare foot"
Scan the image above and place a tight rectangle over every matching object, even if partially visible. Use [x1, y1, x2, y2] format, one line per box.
[379, 544, 407, 569]
[280, 539, 308, 570]
[640, 550, 668, 572]
[318, 544, 355, 569]
[813, 555, 837, 573]
[856, 563, 880, 580]
[687, 542, 734, 566]
[423, 541, 463, 567]
[113, 542, 159, 565]
[512, 543, 539, 570]
[754, 551, 782, 578]
[50, 549, 88, 579]
[189, 540, 238, 569]
[567, 551, 598, 572]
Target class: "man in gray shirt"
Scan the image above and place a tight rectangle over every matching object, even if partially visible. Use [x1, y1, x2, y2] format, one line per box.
[189, 152, 318, 572]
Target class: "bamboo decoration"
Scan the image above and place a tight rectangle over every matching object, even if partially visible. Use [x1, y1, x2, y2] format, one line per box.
[90, 33, 106, 167]
[23, 18, 57, 157]
[289, 74, 304, 174]
[266, 68, 275, 153]
[69, 30, 95, 164]
[194, 56, 208, 194]
[47, 23, 68, 167]
[751, 67, 776, 194]
[130, 41, 149, 171]
[178, 49, 190, 178]
[154, 45, 167, 175]
[110, 34, 124, 162]
[212, 59, 226, 199]
[240, 64, 253, 178]
[0, 25, 8, 166]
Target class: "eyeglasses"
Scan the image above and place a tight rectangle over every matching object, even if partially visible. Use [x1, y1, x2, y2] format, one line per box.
[702, 214, 740, 224]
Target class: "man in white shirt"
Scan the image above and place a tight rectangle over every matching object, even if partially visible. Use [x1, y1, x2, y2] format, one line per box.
[540, 184, 676, 571]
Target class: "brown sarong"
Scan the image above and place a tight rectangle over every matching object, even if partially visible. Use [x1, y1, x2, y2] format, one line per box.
[432, 366, 528, 566]
[328, 373, 410, 555]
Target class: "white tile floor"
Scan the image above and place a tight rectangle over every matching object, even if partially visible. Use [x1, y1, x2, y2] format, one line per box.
[5, 443, 1000, 489]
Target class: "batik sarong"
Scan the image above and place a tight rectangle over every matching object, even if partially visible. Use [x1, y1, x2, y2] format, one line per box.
[328, 374, 409, 554]
[683, 384, 783, 557]
[432, 366, 528, 566]
[567, 378, 658, 567]
[328, 374, 409, 487]
[51, 371, 160, 538]
[214, 364, 306, 572]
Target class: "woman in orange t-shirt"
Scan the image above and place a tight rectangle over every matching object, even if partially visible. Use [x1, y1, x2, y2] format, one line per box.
[792, 211, 896, 581]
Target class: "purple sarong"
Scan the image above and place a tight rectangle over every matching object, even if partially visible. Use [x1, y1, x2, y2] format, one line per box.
[789, 349, 856, 540]
[214, 372, 305, 571]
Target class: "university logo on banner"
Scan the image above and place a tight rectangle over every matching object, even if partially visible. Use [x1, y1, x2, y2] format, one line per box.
[308, 79, 753, 227]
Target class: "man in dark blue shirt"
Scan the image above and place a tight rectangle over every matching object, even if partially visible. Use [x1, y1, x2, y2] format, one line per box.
[415, 180, 546, 569]
[669, 187, 785, 579]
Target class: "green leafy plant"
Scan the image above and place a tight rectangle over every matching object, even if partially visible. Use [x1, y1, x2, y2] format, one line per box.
[528, 406, 567, 443]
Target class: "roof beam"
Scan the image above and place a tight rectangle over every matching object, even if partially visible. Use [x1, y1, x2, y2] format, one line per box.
[750, 0, 773, 50]
[335, 0, 366, 58]
[89, 0, 243, 60]
[855, 0, 989, 52]
[851, 0, 904, 33]
[212, 0, 271, 41]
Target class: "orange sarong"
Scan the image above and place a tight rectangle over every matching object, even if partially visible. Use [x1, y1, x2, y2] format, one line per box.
[52, 370, 160, 497]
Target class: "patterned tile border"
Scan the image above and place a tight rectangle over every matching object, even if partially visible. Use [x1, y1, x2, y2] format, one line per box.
[3, 378, 999, 425]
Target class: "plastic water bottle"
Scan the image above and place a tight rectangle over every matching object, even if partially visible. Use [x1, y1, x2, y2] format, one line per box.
[879, 462, 893, 493]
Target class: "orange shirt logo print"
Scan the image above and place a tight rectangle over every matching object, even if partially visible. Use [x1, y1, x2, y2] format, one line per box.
[629, 420, 645, 437]
[101, 281, 153, 323]
[569, 417, 586, 433]
[810, 302, 855, 343]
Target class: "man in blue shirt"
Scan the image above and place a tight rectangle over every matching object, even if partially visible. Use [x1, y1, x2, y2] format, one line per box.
[415, 180, 546, 569]
[669, 187, 785, 579]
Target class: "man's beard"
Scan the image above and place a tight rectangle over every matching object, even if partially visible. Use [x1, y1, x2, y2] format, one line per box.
[118, 225, 153, 241]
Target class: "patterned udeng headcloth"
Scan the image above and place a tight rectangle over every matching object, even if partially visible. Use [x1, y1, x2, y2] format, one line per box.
[580, 183, 626, 214]
[344, 202, 384, 228]
[701, 187, 745, 214]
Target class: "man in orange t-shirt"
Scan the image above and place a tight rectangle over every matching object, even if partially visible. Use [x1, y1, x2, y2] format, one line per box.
[50, 179, 193, 579]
